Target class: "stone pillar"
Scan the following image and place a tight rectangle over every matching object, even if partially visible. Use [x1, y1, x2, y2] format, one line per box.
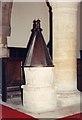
[0, 2, 13, 57]
[50, 1, 81, 107]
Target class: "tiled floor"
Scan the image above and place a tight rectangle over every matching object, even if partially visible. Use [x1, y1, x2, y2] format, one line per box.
[0, 95, 81, 119]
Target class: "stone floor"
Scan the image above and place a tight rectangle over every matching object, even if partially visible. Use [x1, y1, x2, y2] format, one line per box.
[0, 94, 82, 119]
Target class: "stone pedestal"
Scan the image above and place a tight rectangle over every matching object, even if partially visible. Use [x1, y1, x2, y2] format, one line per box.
[50, 1, 81, 108]
[23, 67, 56, 113]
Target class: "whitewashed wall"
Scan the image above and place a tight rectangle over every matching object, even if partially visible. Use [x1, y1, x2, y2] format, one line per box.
[8, 2, 49, 47]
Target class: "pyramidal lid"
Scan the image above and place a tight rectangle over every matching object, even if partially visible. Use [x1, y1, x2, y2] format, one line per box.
[24, 20, 54, 67]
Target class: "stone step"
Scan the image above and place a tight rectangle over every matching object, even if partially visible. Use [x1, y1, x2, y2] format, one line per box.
[7, 91, 21, 98]
[7, 86, 21, 92]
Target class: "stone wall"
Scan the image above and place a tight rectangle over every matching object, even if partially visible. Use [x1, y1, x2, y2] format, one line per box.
[2, 2, 13, 46]
[0, 2, 13, 57]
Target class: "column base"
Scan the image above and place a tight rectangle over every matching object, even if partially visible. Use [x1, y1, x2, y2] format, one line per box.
[56, 90, 80, 108]
[0, 44, 9, 57]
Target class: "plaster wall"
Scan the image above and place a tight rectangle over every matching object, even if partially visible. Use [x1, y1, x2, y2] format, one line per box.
[7, 2, 49, 48]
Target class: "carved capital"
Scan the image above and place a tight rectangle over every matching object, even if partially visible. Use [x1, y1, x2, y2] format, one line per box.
[48, 2, 80, 12]
[48, 0, 81, 11]
[48, 0, 81, 2]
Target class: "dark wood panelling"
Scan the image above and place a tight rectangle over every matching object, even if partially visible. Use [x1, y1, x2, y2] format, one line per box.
[2, 58, 25, 102]
[8, 47, 27, 59]
[77, 59, 82, 92]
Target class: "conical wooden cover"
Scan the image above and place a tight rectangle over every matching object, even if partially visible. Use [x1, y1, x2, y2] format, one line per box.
[24, 20, 54, 67]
